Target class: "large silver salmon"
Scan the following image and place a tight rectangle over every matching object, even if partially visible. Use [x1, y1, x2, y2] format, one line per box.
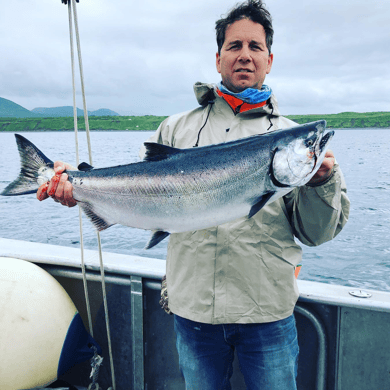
[1, 120, 333, 248]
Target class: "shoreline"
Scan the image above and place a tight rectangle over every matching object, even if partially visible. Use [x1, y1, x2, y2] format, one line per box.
[1, 112, 389, 132]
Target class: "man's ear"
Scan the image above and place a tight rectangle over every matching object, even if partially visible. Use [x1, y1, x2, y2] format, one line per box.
[266, 53, 274, 74]
[216, 52, 221, 74]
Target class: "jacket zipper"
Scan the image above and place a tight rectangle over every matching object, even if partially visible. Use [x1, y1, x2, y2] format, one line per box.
[234, 104, 243, 115]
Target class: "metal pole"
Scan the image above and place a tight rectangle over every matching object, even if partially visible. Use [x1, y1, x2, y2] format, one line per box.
[295, 304, 327, 390]
[131, 276, 145, 389]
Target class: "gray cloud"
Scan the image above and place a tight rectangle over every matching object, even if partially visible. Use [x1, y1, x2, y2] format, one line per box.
[1, 0, 389, 116]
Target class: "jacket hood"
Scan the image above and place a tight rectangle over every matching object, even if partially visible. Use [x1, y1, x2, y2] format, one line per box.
[193, 81, 282, 117]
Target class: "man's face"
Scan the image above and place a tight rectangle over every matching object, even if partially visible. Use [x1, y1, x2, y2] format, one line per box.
[216, 18, 274, 93]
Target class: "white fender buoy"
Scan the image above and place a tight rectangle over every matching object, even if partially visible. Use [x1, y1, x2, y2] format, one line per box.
[0, 257, 100, 390]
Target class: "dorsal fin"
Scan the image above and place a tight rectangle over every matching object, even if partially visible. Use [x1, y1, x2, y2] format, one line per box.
[143, 142, 180, 162]
[78, 162, 94, 171]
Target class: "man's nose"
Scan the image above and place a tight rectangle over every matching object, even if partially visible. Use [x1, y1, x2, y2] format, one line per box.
[237, 45, 252, 62]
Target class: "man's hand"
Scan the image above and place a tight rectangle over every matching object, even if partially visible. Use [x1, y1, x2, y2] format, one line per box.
[308, 150, 335, 185]
[36, 161, 77, 207]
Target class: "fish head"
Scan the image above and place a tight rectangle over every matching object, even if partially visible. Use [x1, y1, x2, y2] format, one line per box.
[271, 120, 334, 187]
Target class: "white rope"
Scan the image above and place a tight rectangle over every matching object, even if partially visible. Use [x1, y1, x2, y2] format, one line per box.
[67, 0, 94, 339]
[70, 0, 93, 165]
[67, 1, 116, 389]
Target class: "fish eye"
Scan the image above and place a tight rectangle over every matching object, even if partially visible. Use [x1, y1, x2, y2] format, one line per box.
[305, 137, 316, 147]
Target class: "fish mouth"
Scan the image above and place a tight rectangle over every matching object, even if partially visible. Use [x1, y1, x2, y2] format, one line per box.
[312, 121, 333, 152]
[319, 130, 334, 151]
[309, 130, 334, 175]
[314, 130, 334, 158]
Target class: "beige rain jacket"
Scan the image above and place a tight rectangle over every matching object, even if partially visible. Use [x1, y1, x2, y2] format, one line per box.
[142, 82, 350, 324]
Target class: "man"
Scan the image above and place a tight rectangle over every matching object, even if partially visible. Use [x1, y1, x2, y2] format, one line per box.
[38, 1, 350, 388]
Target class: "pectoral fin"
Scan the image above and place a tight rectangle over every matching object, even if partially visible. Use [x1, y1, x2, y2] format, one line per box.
[248, 192, 275, 218]
[145, 230, 170, 249]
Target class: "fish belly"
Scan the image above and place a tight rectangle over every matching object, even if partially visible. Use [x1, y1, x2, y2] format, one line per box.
[72, 178, 257, 233]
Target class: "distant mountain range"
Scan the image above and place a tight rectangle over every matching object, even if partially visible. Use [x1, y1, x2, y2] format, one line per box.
[0, 97, 120, 118]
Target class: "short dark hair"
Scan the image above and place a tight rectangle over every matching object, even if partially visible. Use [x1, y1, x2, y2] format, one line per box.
[215, 0, 274, 55]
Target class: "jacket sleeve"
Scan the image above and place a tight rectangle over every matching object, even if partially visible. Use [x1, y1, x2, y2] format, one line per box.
[283, 163, 350, 246]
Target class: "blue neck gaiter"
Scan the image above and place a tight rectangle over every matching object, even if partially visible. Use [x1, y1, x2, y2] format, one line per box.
[217, 82, 272, 104]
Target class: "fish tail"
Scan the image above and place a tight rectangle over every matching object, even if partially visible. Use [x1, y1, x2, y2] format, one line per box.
[1, 134, 54, 196]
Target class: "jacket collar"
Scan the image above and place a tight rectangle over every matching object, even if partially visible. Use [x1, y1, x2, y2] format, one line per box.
[193, 81, 281, 117]
[215, 88, 267, 113]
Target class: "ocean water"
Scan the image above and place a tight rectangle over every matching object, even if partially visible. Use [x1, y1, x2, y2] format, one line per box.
[0, 129, 389, 292]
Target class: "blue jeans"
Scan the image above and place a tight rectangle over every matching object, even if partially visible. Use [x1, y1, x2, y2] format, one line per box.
[174, 314, 298, 390]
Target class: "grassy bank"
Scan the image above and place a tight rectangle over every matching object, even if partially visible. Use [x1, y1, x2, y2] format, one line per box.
[0, 112, 389, 132]
[286, 111, 390, 129]
[0, 115, 168, 132]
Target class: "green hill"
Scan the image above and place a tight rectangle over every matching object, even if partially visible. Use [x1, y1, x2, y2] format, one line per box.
[31, 106, 85, 117]
[31, 106, 120, 117]
[0, 97, 39, 118]
[286, 111, 390, 129]
[89, 108, 120, 116]
[0, 107, 389, 132]
[0, 97, 120, 118]
[0, 115, 168, 132]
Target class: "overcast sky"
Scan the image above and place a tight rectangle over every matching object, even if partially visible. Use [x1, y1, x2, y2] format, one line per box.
[1, 0, 389, 116]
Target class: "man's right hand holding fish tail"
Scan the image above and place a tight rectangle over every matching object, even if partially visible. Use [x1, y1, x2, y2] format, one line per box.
[37, 161, 77, 208]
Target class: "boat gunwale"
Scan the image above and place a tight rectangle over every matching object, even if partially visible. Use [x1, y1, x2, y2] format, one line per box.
[1, 237, 389, 313]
